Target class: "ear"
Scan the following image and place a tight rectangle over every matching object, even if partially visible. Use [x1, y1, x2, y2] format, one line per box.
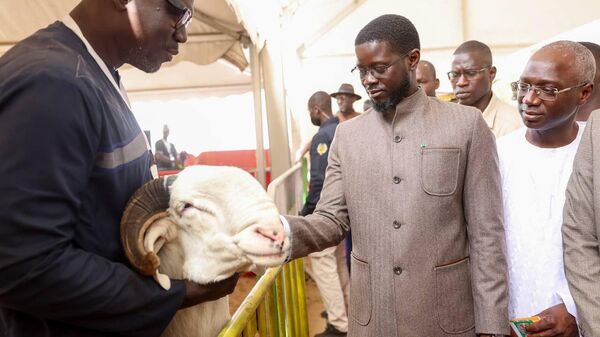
[112, 0, 130, 11]
[434, 78, 440, 90]
[489, 66, 497, 82]
[144, 217, 179, 290]
[578, 83, 594, 105]
[407, 49, 420, 70]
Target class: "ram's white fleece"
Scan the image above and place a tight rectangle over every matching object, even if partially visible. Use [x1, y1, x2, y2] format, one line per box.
[146, 165, 290, 337]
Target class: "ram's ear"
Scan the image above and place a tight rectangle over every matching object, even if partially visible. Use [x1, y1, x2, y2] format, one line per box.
[144, 217, 178, 290]
[172, 200, 186, 217]
[172, 199, 197, 218]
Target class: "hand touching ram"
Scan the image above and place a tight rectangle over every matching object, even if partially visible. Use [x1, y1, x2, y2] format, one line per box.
[120, 165, 291, 337]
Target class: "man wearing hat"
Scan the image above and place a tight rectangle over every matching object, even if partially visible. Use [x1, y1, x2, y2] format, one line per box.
[331, 83, 362, 122]
[331, 84, 362, 276]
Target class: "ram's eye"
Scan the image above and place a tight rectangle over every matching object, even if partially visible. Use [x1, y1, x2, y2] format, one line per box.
[183, 203, 193, 209]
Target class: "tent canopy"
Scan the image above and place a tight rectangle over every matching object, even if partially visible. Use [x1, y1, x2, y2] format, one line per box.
[4, 0, 600, 96]
[0, 0, 251, 67]
[0, 0, 257, 95]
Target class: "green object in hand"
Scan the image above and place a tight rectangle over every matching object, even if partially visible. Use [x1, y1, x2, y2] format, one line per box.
[509, 316, 541, 337]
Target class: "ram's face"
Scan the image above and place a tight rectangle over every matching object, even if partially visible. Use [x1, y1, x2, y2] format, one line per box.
[168, 166, 290, 283]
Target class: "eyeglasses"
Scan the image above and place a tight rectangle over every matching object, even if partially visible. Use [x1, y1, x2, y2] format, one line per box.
[447, 66, 490, 82]
[511, 81, 587, 102]
[351, 50, 412, 79]
[166, 0, 193, 30]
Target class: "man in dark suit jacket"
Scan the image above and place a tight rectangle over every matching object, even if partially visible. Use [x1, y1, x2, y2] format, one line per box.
[155, 124, 180, 170]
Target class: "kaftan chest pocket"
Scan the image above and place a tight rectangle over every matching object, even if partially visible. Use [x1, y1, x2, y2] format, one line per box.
[420, 148, 460, 196]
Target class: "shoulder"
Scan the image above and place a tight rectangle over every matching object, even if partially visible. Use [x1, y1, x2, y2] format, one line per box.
[0, 22, 99, 102]
[314, 123, 336, 144]
[0, 25, 106, 132]
[494, 96, 522, 123]
[587, 110, 600, 132]
[430, 97, 480, 116]
[426, 98, 485, 133]
[497, 127, 526, 154]
[335, 109, 370, 134]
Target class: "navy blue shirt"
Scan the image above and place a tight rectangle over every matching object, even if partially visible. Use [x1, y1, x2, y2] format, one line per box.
[301, 117, 339, 216]
[0, 22, 185, 337]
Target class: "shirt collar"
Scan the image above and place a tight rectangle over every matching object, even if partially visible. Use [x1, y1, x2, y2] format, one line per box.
[61, 15, 131, 109]
[391, 88, 428, 122]
[482, 93, 499, 129]
[321, 116, 339, 127]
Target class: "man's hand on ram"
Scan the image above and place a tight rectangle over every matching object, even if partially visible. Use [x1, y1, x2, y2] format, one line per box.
[181, 273, 240, 308]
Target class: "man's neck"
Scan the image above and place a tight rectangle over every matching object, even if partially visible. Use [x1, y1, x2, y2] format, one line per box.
[70, 3, 123, 70]
[338, 110, 359, 122]
[472, 91, 493, 113]
[526, 121, 579, 148]
[319, 115, 332, 126]
[340, 109, 356, 117]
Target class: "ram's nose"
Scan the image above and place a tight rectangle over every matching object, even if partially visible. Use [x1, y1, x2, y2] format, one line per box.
[256, 226, 285, 250]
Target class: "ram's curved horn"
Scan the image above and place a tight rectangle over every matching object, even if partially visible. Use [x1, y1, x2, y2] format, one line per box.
[120, 176, 177, 290]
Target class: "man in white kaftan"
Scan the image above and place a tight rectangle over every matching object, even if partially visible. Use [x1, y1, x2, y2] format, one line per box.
[497, 41, 595, 337]
[499, 126, 582, 319]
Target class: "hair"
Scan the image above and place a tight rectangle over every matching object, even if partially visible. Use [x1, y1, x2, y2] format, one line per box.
[418, 60, 437, 79]
[539, 41, 595, 84]
[355, 14, 420, 55]
[308, 91, 333, 115]
[453, 40, 493, 65]
[579, 41, 600, 83]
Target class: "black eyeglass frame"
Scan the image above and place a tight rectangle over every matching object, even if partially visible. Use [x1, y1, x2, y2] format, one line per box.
[351, 50, 413, 79]
[446, 66, 491, 82]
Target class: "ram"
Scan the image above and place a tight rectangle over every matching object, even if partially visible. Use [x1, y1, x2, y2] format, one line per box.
[120, 165, 290, 337]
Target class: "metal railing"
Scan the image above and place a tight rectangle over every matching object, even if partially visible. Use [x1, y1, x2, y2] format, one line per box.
[217, 161, 309, 337]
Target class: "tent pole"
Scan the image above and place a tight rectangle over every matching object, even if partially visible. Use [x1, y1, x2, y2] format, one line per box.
[250, 44, 266, 188]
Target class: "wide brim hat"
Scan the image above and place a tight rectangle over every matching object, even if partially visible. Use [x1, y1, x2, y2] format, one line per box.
[330, 83, 361, 100]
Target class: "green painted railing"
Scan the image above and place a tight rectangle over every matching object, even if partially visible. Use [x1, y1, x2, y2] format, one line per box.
[217, 160, 309, 337]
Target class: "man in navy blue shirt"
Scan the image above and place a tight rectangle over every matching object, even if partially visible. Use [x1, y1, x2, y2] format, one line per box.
[301, 92, 349, 337]
[301, 92, 340, 216]
[0, 1, 237, 336]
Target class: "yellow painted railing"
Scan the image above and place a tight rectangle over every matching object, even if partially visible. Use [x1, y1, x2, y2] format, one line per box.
[217, 161, 309, 337]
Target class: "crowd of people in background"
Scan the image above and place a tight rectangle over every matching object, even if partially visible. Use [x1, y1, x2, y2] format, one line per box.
[299, 18, 600, 337]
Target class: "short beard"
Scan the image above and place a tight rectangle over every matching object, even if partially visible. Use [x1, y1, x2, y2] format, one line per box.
[373, 77, 411, 114]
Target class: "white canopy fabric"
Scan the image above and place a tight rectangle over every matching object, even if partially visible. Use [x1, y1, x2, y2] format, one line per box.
[0, 0, 260, 96]
[0, 0, 249, 70]
[4, 0, 600, 179]
[290, 0, 600, 98]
